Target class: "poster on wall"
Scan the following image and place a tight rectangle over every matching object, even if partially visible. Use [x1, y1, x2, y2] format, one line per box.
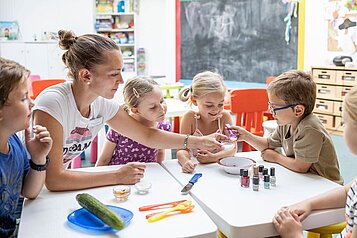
[324, 0, 357, 53]
[0, 21, 19, 40]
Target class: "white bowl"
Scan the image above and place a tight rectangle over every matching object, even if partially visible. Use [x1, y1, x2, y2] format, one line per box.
[134, 180, 152, 194]
[217, 156, 256, 175]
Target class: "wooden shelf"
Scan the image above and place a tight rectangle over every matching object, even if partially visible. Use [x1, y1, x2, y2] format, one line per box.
[96, 12, 135, 16]
[97, 28, 134, 33]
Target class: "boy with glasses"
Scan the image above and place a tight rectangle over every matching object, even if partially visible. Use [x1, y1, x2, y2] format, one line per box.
[230, 70, 343, 185]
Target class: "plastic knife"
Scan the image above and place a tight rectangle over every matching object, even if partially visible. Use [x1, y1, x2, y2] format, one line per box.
[181, 173, 202, 195]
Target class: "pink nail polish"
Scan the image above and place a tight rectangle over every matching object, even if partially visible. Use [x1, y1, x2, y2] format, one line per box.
[240, 169, 250, 188]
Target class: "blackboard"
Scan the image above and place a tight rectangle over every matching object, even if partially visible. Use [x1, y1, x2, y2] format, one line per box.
[180, 0, 298, 83]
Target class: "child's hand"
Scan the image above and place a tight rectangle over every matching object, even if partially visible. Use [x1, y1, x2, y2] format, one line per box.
[272, 208, 303, 238]
[196, 149, 217, 164]
[182, 160, 196, 173]
[287, 202, 312, 222]
[227, 125, 248, 141]
[116, 162, 146, 184]
[261, 149, 280, 163]
[25, 125, 52, 165]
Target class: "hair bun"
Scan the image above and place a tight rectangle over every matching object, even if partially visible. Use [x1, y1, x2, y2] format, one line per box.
[58, 30, 77, 50]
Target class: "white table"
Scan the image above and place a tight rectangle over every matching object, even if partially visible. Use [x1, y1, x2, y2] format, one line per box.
[18, 163, 217, 238]
[162, 151, 345, 238]
[165, 98, 189, 118]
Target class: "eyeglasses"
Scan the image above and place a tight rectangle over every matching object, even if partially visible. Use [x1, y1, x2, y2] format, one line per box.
[268, 102, 297, 116]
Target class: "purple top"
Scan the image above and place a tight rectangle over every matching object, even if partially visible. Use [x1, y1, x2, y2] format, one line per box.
[107, 121, 172, 165]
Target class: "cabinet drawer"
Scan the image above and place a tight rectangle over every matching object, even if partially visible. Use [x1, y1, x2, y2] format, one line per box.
[335, 86, 352, 100]
[312, 69, 336, 84]
[334, 116, 344, 132]
[316, 114, 334, 129]
[314, 100, 334, 114]
[336, 71, 357, 86]
[333, 101, 343, 116]
[316, 85, 336, 99]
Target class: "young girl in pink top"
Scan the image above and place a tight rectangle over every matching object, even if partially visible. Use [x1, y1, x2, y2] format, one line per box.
[96, 76, 171, 166]
[177, 71, 236, 173]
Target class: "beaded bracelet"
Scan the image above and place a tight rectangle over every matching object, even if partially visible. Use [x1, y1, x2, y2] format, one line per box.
[183, 134, 190, 150]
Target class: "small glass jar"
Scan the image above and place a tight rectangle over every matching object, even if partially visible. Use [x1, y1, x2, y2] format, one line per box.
[134, 180, 152, 194]
[113, 185, 131, 201]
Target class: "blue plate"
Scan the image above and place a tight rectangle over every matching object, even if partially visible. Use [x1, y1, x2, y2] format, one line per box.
[67, 205, 133, 231]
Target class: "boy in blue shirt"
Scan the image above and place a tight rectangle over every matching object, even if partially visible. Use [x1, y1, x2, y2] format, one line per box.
[0, 58, 52, 237]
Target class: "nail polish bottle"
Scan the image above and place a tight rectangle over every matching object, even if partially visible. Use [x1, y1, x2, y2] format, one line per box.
[252, 176, 259, 191]
[270, 167, 276, 187]
[263, 168, 268, 177]
[258, 165, 264, 180]
[264, 175, 270, 189]
[239, 168, 244, 184]
[253, 165, 259, 177]
[241, 169, 250, 188]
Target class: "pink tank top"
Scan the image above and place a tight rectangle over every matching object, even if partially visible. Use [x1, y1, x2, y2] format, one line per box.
[190, 113, 222, 157]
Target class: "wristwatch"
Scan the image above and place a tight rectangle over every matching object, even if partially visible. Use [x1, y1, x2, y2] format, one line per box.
[29, 156, 50, 171]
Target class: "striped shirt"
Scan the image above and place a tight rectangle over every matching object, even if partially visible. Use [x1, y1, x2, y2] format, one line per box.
[342, 178, 357, 238]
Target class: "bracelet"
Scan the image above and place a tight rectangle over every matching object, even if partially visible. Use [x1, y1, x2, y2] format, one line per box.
[183, 134, 190, 150]
[29, 156, 50, 171]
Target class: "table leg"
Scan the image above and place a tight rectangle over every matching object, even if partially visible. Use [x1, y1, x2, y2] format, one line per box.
[90, 136, 98, 164]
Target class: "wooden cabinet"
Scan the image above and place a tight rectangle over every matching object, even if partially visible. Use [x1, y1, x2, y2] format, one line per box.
[312, 66, 357, 133]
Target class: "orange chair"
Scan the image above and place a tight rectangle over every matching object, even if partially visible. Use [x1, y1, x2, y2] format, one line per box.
[31, 79, 65, 100]
[264, 76, 276, 121]
[266, 75, 276, 85]
[230, 89, 269, 151]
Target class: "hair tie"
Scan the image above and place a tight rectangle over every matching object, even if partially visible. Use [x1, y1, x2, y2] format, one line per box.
[133, 88, 140, 98]
[189, 86, 193, 92]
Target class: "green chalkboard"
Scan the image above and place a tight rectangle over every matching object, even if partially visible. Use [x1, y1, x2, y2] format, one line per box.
[180, 0, 298, 82]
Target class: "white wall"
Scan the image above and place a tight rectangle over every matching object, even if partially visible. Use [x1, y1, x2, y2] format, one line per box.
[0, 0, 95, 40]
[304, 0, 357, 70]
[135, 0, 176, 83]
[0, 0, 176, 83]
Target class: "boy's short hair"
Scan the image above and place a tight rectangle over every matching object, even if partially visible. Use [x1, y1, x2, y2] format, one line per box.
[0, 57, 30, 108]
[267, 70, 316, 117]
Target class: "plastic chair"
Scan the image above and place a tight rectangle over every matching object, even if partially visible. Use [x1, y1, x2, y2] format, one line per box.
[306, 222, 346, 238]
[266, 75, 276, 85]
[264, 76, 276, 121]
[31, 79, 65, 100]
[230, 89, 268, 151]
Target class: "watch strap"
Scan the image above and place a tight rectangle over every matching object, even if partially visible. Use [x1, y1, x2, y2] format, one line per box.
[29, 156, 49, 171]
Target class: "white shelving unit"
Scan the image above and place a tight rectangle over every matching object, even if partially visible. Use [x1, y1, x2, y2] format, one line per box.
[95, 10, 137, 75]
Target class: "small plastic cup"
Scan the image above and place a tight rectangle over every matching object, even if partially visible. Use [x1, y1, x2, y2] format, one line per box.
[134, 180, 152, 194]
[221, 141, 235, 151]
[113, 185, 131, 201]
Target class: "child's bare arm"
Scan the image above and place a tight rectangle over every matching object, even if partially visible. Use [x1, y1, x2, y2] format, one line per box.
[96, 140, 116, 166]
[288, 182, 350, 221]
[157, 149, 165, 164]
[22, 126, 52, 199]
[177, 111, 196, 173]
[261, 149, 311, 173]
